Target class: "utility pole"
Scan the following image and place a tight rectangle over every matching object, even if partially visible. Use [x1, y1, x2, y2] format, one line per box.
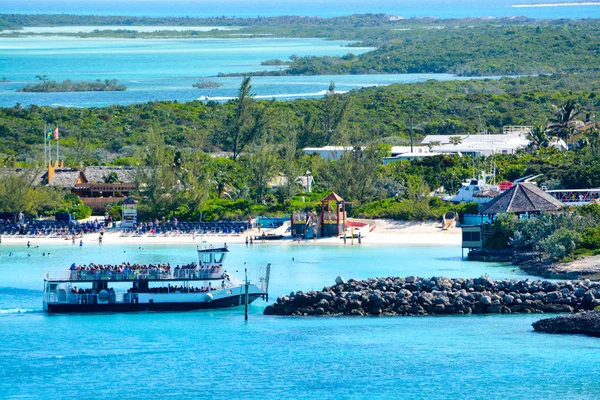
[409, 117, 414, 153]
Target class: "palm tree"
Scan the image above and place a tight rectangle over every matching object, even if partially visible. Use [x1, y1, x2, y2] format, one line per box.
[547, 99, 583, 143]
[526, 125, 549, 152]
[449, 136, 463, 146]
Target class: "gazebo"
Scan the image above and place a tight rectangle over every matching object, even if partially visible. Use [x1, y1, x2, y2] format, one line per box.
[479, 183, 564, 216]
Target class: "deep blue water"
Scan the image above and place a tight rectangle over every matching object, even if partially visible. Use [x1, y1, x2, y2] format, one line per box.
[2, 0, 600, 19]
[1, 242, 600, 399]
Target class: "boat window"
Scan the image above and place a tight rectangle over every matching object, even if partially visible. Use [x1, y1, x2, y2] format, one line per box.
[464, 186, 469, 191]
[474, 186, 480, 192]
[202, 253, 213, 264]
[214, 252, 225, 263]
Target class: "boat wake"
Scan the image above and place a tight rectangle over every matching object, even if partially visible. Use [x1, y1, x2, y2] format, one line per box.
[198, 90, 349, 102]
[0, 308, 40, 315]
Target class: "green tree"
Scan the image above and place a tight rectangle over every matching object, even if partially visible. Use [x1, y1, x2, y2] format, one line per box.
[322, 82, 352, 145]
[449, 136, 463, 146]
[547, 99, 583, 142]
[0, 170, 64, 221]
[220, 76, 269, 161]
[526, 125, 549, 152]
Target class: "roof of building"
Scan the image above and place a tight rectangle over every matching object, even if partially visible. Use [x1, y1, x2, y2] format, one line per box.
[0, 168, 45, 185]
[479, 183, 564, 215]
[46, 168, 81, 188]
[82, 166, 136, 183]
[322, 192, 345, 203]
[422, 133, 529, 147]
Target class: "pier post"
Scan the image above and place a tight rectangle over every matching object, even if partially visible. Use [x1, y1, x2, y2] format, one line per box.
[244, 268, 249, 321]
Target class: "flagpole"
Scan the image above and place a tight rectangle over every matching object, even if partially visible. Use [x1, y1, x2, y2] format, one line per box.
[56, 126, 59, 166]
[48, 126, 52, 164]
[43, 122, 47, 166]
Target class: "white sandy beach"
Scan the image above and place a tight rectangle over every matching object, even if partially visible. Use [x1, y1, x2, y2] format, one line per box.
[0, 220, 461, 247]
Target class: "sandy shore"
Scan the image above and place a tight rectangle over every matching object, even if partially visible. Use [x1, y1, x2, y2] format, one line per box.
[0, 219, 461, 247]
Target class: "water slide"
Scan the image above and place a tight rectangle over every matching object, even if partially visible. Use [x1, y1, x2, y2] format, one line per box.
[442, 211, 457, 230]
[260, 221, 291, 239]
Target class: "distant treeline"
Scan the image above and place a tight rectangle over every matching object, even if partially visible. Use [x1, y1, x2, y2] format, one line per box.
[17, 79, 126, 93]
[0, 13, 537, 30]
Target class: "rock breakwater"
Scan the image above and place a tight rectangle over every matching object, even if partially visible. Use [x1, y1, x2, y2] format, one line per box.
[263, 276, 600, 316]
[533, 311, 600, 337]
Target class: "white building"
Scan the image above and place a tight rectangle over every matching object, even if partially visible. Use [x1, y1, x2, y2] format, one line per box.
[302, 146, 360, 160]
[421, 131, 530, 157]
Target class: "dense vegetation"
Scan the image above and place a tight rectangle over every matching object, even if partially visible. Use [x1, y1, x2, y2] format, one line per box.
[1, 73, 599, 165]
[484, 205, 600, 261]
[2, 15, 600, 224]
[17, 79, 126, 93]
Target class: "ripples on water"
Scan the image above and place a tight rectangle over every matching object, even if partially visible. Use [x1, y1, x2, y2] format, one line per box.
[1, 243, 600, 398]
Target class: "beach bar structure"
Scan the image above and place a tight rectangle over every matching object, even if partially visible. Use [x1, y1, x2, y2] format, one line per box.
[478, 183, 564, 217]
[461, 183, 564, 252]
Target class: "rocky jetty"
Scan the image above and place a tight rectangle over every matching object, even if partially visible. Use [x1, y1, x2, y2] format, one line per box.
[263, 276, 600, 316]
[533, 311, 600, 337]
[468, 249, 600, 280]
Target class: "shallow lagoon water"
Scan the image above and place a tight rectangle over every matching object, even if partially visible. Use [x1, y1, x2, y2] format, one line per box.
[0, 35, 492, 107]
[1, 243, 600, 399]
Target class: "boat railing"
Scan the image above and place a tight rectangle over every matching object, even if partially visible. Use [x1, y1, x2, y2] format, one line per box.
[48, 269, 226, 281]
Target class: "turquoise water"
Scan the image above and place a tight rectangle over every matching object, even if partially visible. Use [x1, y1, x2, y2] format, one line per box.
[2, 0, 600, 19]
[0, 36, 491, 107]
[1, 243, 600, 398]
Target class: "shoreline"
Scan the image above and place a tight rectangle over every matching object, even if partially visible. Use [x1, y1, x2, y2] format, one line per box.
[0, 220, 461, 247]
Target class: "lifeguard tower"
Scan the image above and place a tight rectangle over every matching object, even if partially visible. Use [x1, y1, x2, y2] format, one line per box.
[121, 197, 137, 228]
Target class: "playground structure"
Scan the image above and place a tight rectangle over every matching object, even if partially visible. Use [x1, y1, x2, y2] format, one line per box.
[291, 192, 347, 239]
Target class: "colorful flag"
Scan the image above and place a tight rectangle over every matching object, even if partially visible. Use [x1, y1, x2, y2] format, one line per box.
[47, 128, 52, 139]
[53, 127, 59, 140]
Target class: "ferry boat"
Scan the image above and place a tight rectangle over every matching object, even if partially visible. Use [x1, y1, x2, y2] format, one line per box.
[43, 245, 270, 313]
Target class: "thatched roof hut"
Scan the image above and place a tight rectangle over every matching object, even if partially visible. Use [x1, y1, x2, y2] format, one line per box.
[479, 183, 564, 215]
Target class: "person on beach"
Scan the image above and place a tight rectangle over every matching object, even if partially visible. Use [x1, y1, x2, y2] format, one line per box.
[245, 236, 249, 246]
[27, 241, 30, 248]
[79, 240, 83, 247]
[249, 237, 253, 246]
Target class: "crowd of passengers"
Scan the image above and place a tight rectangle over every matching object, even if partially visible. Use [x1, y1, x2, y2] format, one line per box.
[69, 262, 224, 277]
[130, 283, 226, 294]
[69, 283, 226, 295]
